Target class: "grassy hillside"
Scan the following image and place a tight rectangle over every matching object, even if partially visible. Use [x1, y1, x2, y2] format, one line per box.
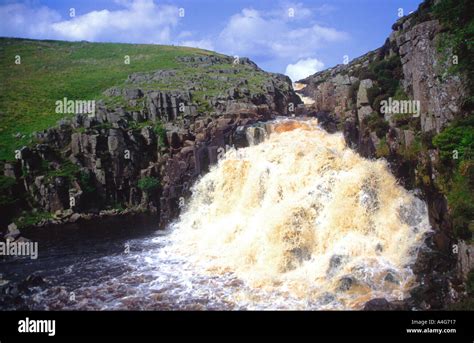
[0, 38, 223, 161]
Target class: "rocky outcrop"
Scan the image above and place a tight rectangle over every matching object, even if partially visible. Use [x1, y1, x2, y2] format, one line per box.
[457, 241, 474, 280]
[395, 20, 465, 133]
[296, 0, 472, 310]
[0, 53, 300, 231]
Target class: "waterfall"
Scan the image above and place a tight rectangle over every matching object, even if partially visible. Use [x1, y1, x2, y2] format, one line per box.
[166, 118, 431, 309]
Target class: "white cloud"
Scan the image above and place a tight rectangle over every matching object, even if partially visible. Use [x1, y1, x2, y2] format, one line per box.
[0, 0, 180, 44]
[0, 3, 61, 38]
[268, 2, 313, 21]
[285, 58, 324, 81]
[179, 39, 215, 51]
[217, 7, 347, 60]
[177, 31, 193, 39]
[314, 4, 337, 15]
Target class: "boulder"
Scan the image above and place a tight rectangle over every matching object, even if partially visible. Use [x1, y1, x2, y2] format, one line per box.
[5, 223, 20, 240]
[357, 79, 374, 107]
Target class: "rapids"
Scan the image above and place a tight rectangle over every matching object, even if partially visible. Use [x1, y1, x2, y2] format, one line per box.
[166, 118, 431, 309]
[1, 118, 430, 310]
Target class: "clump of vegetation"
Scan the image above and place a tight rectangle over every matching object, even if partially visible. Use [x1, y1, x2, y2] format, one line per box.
[45, 159, 80, 184]
[363, 112, 390, 139]
[448, 297, 474, 310]
[446, 162, 474, 239]
[366, 85, 381, 109]
[375, 137, 390, 158]
[369, 55, 403, 96]
[434, 0, 474, 109]
[138, 176, 160, 194]
[93, 122, 113, 130]
[153, 121, 167, 147]
[408, 0, 435, 26]
[415, 161, 432, 188]
[399, 136, 423, 161]
[355, 55, 404, 116]
[110, 202, 125, 212]
[355, 69, 376, 81]
[0, 175, 18, 206]
[433, 117, 474, 240]
[432, 117, 474, 161]
[467, 270, 474, 295]
[78, 171, 95, 194]
[14, 211, 52, 229]
[196, 100, 213, 115]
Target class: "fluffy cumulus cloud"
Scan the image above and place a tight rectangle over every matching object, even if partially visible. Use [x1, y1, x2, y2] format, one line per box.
[0, 0, 180, 44]
[179, 39, 215, 51]
[217, 6, 347, 60]
[0, 3, 61, 38]
[285, 58, 324, 81]
[267, 1, 313, 21]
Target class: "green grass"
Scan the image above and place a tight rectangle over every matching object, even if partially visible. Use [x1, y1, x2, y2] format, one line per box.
[433, 117, 474, 161]
[0, 37, 219, 161]
[138, 176, 160, 194]
[14, 210, 53, 229]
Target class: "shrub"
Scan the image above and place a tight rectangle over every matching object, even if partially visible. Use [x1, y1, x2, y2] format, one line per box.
[366, 85, 382, 108]
[138, 176, 160, 193]
[376, 137, 390, 158]
[78, 171, 95, 194]
[14, 211, 52, 229]
[467, 270, 474, 295]
[448, 297, 474, 310]
[400, 136, 423, 161]
[46, 160, 80, 183]
[357, 70, 376, 81]
[153, 121, 167, 147]
[364, 112, 390, 139]
[372, 94, 388, 114]
[433, 118, 474, 161]
[392, 113, 411, 128]
[448, 162, 474, 239]
[0, 175, 18, 206]
[369, 55, 402, 97]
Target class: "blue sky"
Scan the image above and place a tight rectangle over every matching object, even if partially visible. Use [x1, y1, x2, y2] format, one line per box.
[0, 0, 423, 80]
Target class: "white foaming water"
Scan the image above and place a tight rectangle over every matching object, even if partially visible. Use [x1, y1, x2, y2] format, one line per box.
[26, 118, 430, 310]
[162, 118, 431, 310]
[294, 83, 315, 105]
